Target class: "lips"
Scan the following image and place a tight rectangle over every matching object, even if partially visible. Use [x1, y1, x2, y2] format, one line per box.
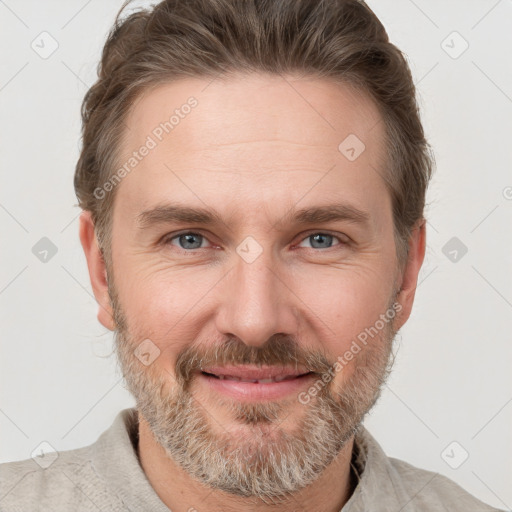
[200, 365, 312, 384]
[198, 365, 317, 401]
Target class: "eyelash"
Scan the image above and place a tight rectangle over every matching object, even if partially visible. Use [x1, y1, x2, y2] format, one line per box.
[161, 230, 349, 253]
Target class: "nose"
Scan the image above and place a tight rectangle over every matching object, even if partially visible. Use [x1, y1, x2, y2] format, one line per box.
[214, 249, 299, 347]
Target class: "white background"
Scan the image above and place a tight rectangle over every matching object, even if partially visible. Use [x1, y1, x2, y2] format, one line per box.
[1, 0, 511, 509]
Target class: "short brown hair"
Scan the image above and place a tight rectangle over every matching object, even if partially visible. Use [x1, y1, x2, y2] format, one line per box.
[74, 0, 434, 269]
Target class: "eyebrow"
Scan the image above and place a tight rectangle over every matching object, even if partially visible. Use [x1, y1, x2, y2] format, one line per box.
[136, 203, 371, 230]
[283, 203, 371, 228]
[137, 204, 225, 228]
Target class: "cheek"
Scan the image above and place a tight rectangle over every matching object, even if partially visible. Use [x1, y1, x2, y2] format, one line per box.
[117, 267, 220, 365]
[290, 261, 395, 388]
[120, 261, 210, 321]
[294, 263, 393, 337]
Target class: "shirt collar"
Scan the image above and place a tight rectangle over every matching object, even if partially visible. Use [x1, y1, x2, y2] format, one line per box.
[341, 423, 404, 511]
[90, 408, 170, 512]
[90, 407, 406, 512]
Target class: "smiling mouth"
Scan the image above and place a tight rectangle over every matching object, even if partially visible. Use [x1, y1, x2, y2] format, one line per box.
[200, 370, 314, 384]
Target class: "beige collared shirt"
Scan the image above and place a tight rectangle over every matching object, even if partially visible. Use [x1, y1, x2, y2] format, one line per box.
[0, 408, 503, 511]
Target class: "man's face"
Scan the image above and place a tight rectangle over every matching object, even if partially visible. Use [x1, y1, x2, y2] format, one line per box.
[102, 74, 406, 498]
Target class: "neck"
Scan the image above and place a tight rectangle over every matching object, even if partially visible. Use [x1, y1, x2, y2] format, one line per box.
[137, 413, 358, 512]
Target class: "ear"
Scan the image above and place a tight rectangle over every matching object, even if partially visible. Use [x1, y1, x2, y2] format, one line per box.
[78, 211, 115, 331]
[393, 219, 427, 331]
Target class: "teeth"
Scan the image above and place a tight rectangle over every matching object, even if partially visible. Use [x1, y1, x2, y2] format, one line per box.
[213, 374, 306, 383]
[222, 376, 260, 383]
[217, 375, 258, 383]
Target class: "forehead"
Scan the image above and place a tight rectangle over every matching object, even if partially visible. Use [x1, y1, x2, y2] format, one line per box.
[115, 73, 390, 229]
[125, 73, 384, 158]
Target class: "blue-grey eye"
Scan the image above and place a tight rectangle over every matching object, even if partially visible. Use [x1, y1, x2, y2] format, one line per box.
[170, 233, 206, 250]
[298, 233, 341, 249]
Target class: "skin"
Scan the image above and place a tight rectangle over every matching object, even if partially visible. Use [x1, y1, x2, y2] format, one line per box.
[80, 73, 426, 512]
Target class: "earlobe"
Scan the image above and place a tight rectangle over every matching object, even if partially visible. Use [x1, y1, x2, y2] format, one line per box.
[78, 211, 116, 331]
[393, 219, 427, 331]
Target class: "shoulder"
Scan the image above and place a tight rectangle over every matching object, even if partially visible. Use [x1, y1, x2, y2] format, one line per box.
[0, 442, 123, 511]
[351, 426, 505, 512]
[386, 455, 504, 511]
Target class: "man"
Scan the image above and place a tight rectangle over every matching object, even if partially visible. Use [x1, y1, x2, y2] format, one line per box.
[0, 0, 502, 511]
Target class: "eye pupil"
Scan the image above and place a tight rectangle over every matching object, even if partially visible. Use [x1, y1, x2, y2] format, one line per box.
[310, 233, 333, 249]
[170, 232, 342, 251]
[179, 233, 202, 249]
